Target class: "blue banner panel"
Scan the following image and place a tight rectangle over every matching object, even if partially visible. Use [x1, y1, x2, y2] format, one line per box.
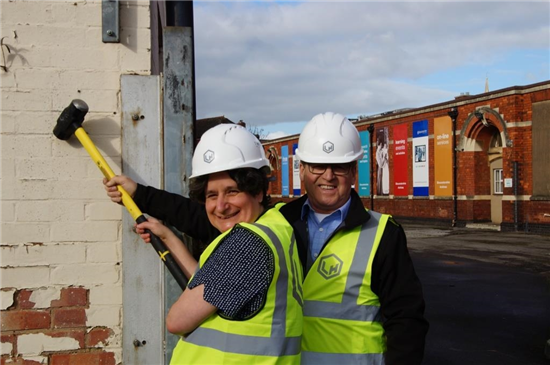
[281, 145, 289, 197]
[292, 143, 300, 196]
[358, 130, 371, 197]
[412, 120, 429, 197]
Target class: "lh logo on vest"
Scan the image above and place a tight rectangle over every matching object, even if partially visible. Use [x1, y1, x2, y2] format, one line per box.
[317, 254, 343, 279]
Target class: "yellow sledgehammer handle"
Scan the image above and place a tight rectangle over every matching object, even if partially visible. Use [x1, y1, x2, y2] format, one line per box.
[72, 127, 187, 289]
[74, 127, 142, 220]
[54, 99, 186, 289]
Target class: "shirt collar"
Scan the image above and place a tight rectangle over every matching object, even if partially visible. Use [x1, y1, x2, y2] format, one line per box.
[301, 196, 352, 221]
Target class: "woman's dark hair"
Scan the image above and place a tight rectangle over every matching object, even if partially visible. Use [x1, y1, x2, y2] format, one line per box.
[189, 166, 272, 208]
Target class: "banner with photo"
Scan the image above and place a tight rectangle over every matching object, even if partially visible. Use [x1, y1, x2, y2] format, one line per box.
[434, 116, 453, 196]
[393, 124, 408, 196]
[281, 145, 289, 197]
[375, 127, 390, 195]
[358, 130, 371, 197]
[292, 143, 301, 196]
[412, 120, 429, 196]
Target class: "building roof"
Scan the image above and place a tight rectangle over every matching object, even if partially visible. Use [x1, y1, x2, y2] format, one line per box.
[195, 116, 234, 140]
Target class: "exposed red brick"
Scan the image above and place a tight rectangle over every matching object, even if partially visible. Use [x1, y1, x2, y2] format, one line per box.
[16, 290, 35, 310]
[22, 359, 42, 365]
[51, 287, 88, 308]
[0, 310, 50, 331]
[1, 357, 20, 365]
[0, 334, 15, 343]
[52, 308, 86, 328]
[50, 351, 115, 365]
[86, 327, 113, 348]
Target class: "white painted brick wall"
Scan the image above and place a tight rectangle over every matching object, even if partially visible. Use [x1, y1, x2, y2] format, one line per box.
[0, 341, 13, 356]
[18, 333, 80, 355]
[86, 305, 122, 327]
[86, 242, 121, 263]
[1, 289, 16, 310]
[17, 201, 85, 222]
[1, 266, 51, 288]
[50, 221, 119, 242]
[1, 243, 86, 267]
[1, 0, 151, 361]
[89, 284, 123, 305]
[1, 223, 50, 244]
[1, 201, 15, 222]
[51, 263, 120, 285]
[85, 202, 123, 221]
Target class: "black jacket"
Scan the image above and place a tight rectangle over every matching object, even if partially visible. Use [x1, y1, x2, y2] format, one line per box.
[133, 185, 428, 365]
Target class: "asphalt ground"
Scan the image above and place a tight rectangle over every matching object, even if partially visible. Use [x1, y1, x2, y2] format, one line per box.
[403, 224, 550, 365]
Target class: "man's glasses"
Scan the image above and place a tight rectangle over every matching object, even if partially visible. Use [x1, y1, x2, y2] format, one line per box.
[307, 163, 352, 176]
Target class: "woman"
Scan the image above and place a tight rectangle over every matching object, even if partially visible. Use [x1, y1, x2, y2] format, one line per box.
[132, 124, 303, 364]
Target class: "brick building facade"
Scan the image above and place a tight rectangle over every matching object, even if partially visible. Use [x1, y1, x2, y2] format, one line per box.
[263, 81, 550, 233]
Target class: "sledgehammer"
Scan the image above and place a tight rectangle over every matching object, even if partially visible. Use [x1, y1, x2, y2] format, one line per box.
[54, 99, 186, 290]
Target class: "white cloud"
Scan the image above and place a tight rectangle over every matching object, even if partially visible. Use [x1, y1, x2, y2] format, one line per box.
[193, 2, 550, 130]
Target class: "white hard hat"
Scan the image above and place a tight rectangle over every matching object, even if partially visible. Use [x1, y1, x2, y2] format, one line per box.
[190, 124, 270, 179]
[295, 112, 363, 163]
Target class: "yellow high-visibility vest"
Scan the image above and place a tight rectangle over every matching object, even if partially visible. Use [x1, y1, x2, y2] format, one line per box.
[171, 204, 304, 365]
[302, 210, 389, 365]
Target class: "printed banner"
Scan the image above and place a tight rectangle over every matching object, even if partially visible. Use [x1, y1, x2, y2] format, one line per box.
[434, 116, 452, 196]
[375, 127, 389, 195]
[292, 143, 300, 196]
[412, 120, 429, 196]
[393, 124, 408, 196]
[281, 145, 289, 197]
[358, 130, 371, 197]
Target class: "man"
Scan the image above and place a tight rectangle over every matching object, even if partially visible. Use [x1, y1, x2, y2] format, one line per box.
[279, 112, 428, 364]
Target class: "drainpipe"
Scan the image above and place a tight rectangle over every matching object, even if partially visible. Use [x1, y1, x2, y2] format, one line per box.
[367, 124, 375, 210]
[447, 108, 459, 227]
[513, 161, 518, 231]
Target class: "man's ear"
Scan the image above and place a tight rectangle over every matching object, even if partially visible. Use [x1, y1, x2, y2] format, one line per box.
[299, 162, 306, 181]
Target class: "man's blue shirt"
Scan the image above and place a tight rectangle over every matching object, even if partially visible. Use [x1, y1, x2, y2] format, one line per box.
[301, 197, 351, 266]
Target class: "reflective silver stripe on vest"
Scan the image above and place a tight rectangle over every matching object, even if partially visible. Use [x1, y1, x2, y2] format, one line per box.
[254, 223, 288, 338]
[185, 328, 301, 357]
[302, 351, 385, 365]
[304, 211, 384, 322]
[186, 223, 301, 356]
[289, 233, 304, 306]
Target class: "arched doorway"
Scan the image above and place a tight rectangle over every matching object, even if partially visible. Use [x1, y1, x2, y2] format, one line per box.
[458, 107, 510, 225]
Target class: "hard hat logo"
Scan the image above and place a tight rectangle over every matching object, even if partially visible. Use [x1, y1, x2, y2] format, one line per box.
[323, 141, 334, 154]
[317, 254, 343, 280]
[203, 150, 215, 164]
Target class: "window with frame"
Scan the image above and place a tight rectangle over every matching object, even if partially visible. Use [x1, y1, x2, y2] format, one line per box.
[494, 168, 503, 194]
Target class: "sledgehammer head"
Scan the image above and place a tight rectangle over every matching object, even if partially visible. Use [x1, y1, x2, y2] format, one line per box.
[53, 99, 89, 140]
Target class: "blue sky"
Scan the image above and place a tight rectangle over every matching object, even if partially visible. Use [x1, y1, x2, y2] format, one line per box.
[192, 1, 550, 139]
